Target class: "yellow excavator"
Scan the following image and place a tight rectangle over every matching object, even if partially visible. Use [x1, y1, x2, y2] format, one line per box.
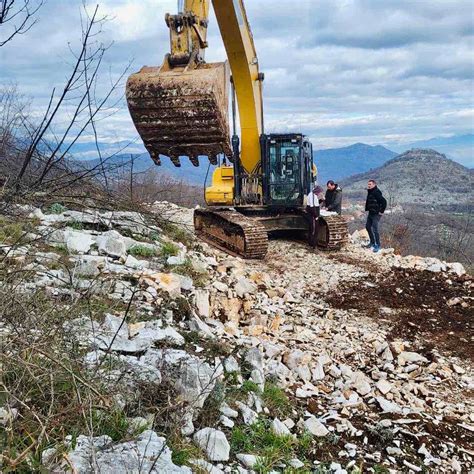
[126, 0, 348, 258]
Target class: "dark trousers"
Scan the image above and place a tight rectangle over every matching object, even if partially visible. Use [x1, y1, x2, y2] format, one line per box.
[366, 213, 381, 246]
[306, 206, 320, 248]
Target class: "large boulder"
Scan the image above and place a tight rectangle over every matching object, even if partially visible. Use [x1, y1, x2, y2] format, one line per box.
[65, 430, 190, 473]
[141, 349, 223, 408]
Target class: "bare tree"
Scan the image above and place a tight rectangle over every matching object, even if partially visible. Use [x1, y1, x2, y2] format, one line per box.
[0, 0, 44, 47]
[1, 3, 131, 198]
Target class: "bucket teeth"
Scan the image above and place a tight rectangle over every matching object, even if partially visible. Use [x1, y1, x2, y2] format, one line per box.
[189, 154, 200, 167]
[169, 155, 181, 167]
[209, 154, 218, 165]
[149, 150, 161, 166]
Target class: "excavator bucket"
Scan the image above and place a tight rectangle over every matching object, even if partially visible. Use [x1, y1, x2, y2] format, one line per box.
[126, 62, 232, 167]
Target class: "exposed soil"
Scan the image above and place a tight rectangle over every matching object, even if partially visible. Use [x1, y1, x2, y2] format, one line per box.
[324, 268, 473, 361]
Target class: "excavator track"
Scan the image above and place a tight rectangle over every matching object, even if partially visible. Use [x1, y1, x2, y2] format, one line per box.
[318, 215, 350, 250]
[194, 209, 268, 259]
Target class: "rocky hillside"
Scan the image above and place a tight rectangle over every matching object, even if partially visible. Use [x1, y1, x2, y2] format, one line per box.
[341, 149, 474, 209]
[1, 201, 473, 473]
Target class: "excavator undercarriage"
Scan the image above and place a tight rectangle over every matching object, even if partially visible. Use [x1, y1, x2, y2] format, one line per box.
[195, 207, 349, 259]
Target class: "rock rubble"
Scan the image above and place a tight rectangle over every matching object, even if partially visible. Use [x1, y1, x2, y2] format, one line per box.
[1, 202, 472, 473]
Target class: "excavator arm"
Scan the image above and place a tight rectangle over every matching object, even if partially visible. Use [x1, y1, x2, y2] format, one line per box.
[126, 0, 231, 167]
[126, 0, 263, 176]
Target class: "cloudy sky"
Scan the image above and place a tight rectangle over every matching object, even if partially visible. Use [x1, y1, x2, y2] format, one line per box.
[1, 0, 473, 161]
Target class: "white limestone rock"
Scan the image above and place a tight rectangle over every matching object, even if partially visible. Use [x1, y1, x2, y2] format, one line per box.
[193, 428, 230, 462]
[65, 230, 94, 254]
[234, 277, 257, 297]
[304, 417, 329, 437]
[97, 230, 127, 258]
[235, 401, 258, 425]
[66, 430, 190, 473]
[236, 454, 257, 469]
[195, 290, 211, 318]
[376, 379, 393, 395]
[271, 418, 292, 436]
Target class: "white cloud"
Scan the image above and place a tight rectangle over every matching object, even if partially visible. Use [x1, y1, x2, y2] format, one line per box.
[0, 0, 473, 165]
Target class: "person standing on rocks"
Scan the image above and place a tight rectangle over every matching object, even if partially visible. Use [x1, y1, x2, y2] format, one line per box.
[306, 183, 325, 248]
[325, 180, 343, 215]
[365, 179, 387, 252]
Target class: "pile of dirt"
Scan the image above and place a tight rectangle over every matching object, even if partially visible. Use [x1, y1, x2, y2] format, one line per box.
[325, 268, 473, 360]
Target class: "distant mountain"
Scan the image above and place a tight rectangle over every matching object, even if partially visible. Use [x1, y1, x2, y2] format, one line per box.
[77, 142, 398, 186]
[391, 134, 473, 168]
[341, 148, 474, 209]
[313, 143, 397, 184]
[81, 153, 216, 186]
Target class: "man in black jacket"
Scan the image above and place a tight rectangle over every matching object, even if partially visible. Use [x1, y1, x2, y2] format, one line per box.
[325, 180, 342, 215]
[365, 179, 387, 252]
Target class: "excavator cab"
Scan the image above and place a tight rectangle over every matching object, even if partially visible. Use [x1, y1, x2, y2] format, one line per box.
[260, 134, 313, 207]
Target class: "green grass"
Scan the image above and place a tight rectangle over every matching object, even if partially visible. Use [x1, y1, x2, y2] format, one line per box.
[149, 231, 160, 241]
[90, 409, 130, 442]
[167, 258, 209, 288]
[262, 383, 292, 418]
[168, 434, 203, 466]
[0, 217, 24, 244]
[68, 220, 84, 231]
[128, 244, 156, 258]
[55, 243, 69, 255]
[372, 466, 390, 474]
[160, 222, 192, 247]
[46, 203, 67, 214]
[230, 420, 304, 473]
[241, 380, 261, 394]
[160, 241, 179, 258]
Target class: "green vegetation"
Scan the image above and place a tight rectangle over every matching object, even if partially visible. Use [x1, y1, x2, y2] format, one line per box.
[160, 241, 179, 258]
[47, 203, 67, 214]
[169, 435, 203, 467]
[149, 231, 160, 241]
[167, 258, 209, 288]
[68, 220, 84, 230]
[230, 420, 305, 472]
[0, 217, 24, 244]
[90, 409, 130, 442]
[371, 466, 390, 474]
[262, 383, 292, 418]
[128, 244, 156, 258]
[240, 380, 261, 394]
[55, 243, 69, 255]
[160, 221, 192, 247]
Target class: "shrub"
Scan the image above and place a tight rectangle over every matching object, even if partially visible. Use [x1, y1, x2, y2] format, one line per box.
[128, 244, 156, 258]
[47, 203, 67, 214]
[160, 241, 179, 258]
